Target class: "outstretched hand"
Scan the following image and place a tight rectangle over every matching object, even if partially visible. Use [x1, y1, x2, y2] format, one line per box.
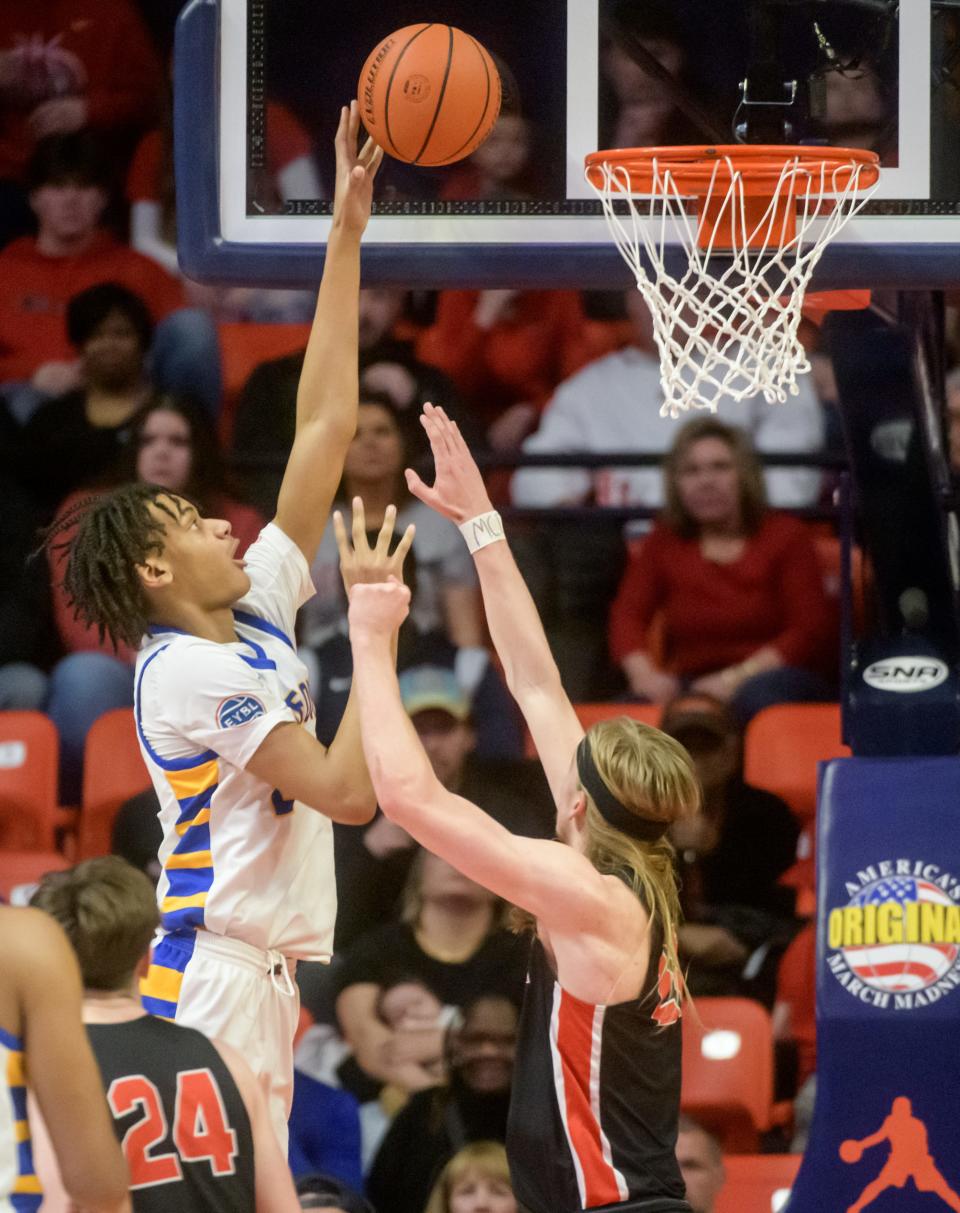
[333, 101, 384, 236]
[333, 497, 415, 592]
[405, 403, 493, 525]
[349, 579, 411, 637]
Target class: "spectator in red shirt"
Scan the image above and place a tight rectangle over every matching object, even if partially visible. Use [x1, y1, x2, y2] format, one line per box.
[0, 0, 162, 243]
[609, 416, 836, 722]
[44, 393, 264, 803]
[0, 133, 221, 416]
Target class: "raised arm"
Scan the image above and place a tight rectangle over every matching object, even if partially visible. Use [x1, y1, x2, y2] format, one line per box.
[346, 580, 610, 937]
[273, 102, 383, 564]
[405, 404, 583, 803]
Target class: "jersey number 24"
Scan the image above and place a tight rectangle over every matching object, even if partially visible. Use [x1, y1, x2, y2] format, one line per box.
[107, 1068, 239, 1189]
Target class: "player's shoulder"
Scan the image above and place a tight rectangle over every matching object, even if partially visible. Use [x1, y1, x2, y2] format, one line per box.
[0, 907, 75, 975]
[140, 633, 252, 695]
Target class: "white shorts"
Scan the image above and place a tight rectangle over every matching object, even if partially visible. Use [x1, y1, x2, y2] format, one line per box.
[141, 929, 299, 1151]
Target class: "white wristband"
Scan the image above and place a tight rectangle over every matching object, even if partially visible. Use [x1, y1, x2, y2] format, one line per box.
[459, 510, 505, 555]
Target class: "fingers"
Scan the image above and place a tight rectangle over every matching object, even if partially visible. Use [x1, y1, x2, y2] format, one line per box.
[420, 403, 455, 459]
[373, 503, 398, 556]
[393, 522, 416, 569]
[347, 98, 360, 147]
[404, 466, 440, 508]
[334, 105, 349, 159]
[434, 405, 466, 450]
[369, 143, 385, 179]
[351, 496, 370, 551]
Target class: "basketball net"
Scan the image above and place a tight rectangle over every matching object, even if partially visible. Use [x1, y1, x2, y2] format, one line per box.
[585, 147, 880, 418]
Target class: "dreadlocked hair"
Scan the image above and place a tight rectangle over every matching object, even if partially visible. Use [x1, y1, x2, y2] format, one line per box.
[39, 483, 182, 651]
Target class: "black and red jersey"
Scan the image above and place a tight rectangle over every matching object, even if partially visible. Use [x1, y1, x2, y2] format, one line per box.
[507, 921, 690, 1213]
[87, 1016, 254, 1213]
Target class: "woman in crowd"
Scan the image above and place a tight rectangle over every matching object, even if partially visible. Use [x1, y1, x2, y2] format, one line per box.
[609, 416, 835, 723]
[334, 853, 525, 1099]
[423, 1142, 518, 1213]
[44, 393, 264, 800]
[367, 998, 519, 1213]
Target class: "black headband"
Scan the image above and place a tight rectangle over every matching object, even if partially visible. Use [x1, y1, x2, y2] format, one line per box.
[576, 737, 670, 843]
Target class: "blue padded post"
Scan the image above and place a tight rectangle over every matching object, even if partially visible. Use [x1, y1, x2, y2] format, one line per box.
[788, 757, 960, 1212]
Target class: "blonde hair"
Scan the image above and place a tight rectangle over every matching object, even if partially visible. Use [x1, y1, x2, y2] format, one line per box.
[423, 1142, 514, 1213]
[580, 718, 701, 998]
[662, 416, 767, 538]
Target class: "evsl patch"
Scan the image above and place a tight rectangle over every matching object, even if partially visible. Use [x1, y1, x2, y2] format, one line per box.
[217, 694, 266, 729]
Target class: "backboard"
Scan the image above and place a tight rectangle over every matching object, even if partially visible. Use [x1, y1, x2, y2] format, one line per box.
[174, 0, 960, 287]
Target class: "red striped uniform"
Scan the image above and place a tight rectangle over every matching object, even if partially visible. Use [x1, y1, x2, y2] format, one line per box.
[507, 924, 689, 1213]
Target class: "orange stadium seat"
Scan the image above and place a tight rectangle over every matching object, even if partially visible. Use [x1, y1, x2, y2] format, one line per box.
[78, 709, 151, 860]
[0, 850, 70, 903]
[715, 1154, 802, 1213]
[0, 712, 60, 850]
[743, 703, 849, 819]
[681, 997, 792, 1153]
[524, 702, 662, 759]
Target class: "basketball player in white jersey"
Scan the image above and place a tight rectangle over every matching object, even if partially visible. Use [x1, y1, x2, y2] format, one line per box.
[343, 405, 700, 1213]
[43, 104, 399, 1150]
[0, 905, 129, 1213]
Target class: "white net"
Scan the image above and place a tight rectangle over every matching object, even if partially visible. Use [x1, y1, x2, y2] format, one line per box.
[586, 150, 879, 418]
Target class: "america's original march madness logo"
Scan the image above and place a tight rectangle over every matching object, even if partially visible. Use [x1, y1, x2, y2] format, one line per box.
[826, 859, 960, 1010]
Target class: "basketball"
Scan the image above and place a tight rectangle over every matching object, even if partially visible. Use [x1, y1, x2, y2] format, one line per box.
[839, 1140, 862, 1164]
[358, 24, 501, 167]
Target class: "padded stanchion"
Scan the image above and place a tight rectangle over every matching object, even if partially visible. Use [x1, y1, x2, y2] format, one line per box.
[788, 757, 960, 1213]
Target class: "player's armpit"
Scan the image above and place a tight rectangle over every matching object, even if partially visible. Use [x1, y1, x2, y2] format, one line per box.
[245, 720, 376, 824]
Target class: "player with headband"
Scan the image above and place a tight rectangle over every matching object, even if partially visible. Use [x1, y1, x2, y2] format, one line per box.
[342, 403, 701, 1213]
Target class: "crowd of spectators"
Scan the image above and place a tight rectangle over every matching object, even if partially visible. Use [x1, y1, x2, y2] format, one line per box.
[2, 3, 947, 1210]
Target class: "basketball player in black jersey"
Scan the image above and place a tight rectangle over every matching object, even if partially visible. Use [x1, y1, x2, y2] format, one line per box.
[29, 857, 299, 1213]
[344, 404, 701, 1213]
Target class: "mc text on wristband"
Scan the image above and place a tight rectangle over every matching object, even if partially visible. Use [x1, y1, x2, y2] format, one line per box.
[459, 511, 505, 555]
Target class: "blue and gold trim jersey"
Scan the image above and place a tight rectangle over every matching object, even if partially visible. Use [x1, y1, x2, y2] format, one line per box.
[134, 524, 337, 962]
[0, 1026, 41, 1213]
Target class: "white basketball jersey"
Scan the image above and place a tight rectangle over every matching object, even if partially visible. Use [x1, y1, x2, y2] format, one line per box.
[0, 1026, 40, 1213]
[134, 524, 337, 959]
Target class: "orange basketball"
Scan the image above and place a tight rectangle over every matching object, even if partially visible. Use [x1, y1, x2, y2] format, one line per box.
[358, 24, 501, 167]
